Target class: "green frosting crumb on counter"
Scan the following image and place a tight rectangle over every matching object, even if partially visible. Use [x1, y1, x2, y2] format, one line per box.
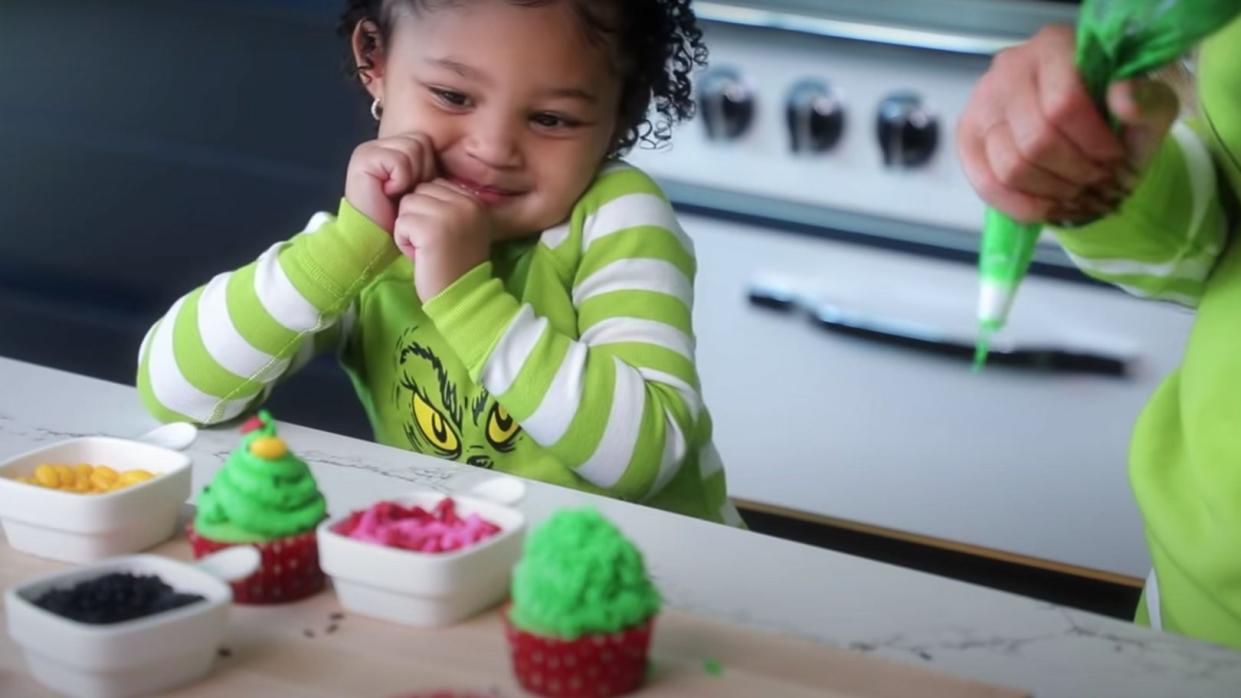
[510, 507, 660, 639]
[703, 658, 723, 677]
[194, 410, 326, 542]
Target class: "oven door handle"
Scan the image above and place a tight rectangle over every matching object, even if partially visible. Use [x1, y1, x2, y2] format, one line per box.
[746, 286, 1131, 377]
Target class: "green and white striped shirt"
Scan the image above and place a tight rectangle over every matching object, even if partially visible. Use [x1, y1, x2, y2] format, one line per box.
[1052, 119, 1232, 306]
[1049, 15, 1241, 649]
[138, 162, 738, 525]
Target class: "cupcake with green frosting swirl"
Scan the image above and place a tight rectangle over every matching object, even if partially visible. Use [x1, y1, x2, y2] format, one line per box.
[505, 508, 660, 697]
[188, 410, 327, 604]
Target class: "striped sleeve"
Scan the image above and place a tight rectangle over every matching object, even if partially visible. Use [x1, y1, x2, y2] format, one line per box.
[1051, 121, 1233, 307]
[423, 166, 702, 502]
[136, 200, 398, 424]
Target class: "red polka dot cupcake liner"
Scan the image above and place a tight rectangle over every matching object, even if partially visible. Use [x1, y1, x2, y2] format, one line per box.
[390, 693, 500, 698]
[187, 524, 324, 604]
[504, 612, 655, 698]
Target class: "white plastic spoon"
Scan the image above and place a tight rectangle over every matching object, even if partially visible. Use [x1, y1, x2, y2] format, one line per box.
[466, 476, 526, 506]
[193, 546, 261, 583]
[136, 422, 199, 451]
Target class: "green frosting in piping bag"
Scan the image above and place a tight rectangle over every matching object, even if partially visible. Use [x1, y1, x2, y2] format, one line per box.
[973, 0, 1241, 369]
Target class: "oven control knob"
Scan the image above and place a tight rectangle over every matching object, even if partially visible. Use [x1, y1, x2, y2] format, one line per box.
[786, 80, 845, 154]
[876, 91, 938, 167]
[699, 68, 755, 141]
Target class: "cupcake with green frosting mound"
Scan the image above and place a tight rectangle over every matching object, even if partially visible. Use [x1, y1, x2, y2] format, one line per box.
[188, 410, 327, 604]
[194, 417, 326, 542]
[505, 508, 660, 697]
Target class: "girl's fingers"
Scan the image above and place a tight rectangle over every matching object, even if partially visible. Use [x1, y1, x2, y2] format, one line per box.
[371, 147, 415, 197]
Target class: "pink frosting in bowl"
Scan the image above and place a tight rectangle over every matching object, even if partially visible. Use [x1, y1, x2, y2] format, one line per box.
[332, 498, 502, 554]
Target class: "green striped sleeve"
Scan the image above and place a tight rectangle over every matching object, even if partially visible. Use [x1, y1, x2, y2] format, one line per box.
[136, 200, 397, 424]
[423, 164, 707, 503]
[1052, 121, 1231, 306]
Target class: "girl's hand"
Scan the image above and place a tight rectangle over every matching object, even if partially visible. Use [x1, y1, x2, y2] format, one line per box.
[957, 25, 1179, 224]
[394, 180, 492, 302]
[345, 133, 438, 233]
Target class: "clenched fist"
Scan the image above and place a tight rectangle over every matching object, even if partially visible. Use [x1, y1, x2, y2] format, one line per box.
[957, 25, 1179, 225]
[394, 180, 493, 301]
[345, 133, 438, 233]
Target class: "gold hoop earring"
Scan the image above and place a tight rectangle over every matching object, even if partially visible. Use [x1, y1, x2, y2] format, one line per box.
[370, 98, 382, 122]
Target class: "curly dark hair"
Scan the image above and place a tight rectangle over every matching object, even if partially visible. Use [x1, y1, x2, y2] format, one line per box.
[337, 0, 708, 155]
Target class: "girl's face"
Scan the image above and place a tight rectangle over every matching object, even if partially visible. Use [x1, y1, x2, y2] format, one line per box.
[357, 1, 623, 239]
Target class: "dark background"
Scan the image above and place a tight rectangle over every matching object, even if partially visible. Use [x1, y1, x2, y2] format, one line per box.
[1, 0, 375, 438]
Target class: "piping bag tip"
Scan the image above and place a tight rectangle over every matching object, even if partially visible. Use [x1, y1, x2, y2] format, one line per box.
[972, 339, 989, 373]
[972, 325, 997, 373]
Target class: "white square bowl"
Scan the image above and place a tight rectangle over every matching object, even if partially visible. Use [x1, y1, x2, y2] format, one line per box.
[5, 554, 231, 698]
[317, 490, 526, 628]
[0, 437, 192, 562]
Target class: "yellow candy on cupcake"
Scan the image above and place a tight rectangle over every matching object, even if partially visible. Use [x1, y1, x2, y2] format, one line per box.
[187, 410, 327, 604]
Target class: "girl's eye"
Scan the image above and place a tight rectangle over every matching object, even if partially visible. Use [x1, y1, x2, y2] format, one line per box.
[531, 112, 580, 129]
[431, 88, 470, 108]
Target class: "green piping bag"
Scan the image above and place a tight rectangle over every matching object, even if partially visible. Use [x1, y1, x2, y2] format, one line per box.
[973, 0, 1241, 370]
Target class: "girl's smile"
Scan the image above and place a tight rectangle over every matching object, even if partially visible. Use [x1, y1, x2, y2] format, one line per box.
[355, 1, 622, 239]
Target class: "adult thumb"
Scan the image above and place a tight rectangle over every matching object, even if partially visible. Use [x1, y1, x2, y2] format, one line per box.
[1106, 78, 1180, 170]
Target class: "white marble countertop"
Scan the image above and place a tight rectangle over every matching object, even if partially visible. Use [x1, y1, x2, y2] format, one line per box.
[2, 355, 1239, 697]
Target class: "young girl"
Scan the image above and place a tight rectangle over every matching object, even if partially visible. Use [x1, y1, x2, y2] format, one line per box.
[958, 21, 1241, 648]
[137, 0, 741, 526]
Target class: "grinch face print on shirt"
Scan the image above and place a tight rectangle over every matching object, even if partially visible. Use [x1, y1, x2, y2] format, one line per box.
[392, 327, 523, 469]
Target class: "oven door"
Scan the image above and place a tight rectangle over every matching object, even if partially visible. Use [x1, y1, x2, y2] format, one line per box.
[686, 211, 1192, 581]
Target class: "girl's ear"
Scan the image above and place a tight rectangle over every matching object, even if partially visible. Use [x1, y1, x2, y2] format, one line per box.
[351, 19, 387, 103]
